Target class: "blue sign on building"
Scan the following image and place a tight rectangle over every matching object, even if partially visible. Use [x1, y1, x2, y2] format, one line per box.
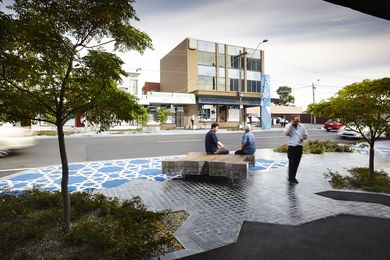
[198, 97, 260, 106]
[261, 75, 271, 129]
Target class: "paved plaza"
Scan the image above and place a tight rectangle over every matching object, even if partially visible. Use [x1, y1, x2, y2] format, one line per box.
[0, 143, 389, 259]
[98, 149, 390, 259]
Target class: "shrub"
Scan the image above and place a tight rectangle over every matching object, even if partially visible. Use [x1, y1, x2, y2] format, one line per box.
[273, 144, 288, 153]
[273, 140, 351, 154]
[324, 167, 390, 194]
[0, 188, 182, 259]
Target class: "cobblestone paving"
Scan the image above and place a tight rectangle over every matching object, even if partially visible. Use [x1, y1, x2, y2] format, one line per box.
[98, 149, 390, 259]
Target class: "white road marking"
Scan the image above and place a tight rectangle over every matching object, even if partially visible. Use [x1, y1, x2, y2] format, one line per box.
[158, 139, 202, 143]
[256, 134, 334, 139]
[0, 167, 36, 172]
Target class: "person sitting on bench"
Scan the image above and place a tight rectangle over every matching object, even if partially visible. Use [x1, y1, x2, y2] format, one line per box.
[205, 123, 229, 154]
[235, 124, 256, 155]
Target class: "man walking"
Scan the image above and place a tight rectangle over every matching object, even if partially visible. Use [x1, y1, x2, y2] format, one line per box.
[205, 123, 229, 154]
[191, 114, 195, 129]
[235, 124, 256, 155]
[283, 116, 307, 184]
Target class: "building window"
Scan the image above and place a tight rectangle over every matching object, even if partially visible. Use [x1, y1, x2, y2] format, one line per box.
[218, 53, 225, 68]
[246, 58, 261, 71]
[129, 79, 138, 95]
[199, 104, 217, 122]
[230, 79, 244, 92]
[247, 80, 261, 93]
[198, 40, 215, 52]
[228, 105, 239, 122]
[228, 45, 244, 69]
[218, 43, 225, 68]
[198, 75, 216, 90]
[198, 51, 216, 66]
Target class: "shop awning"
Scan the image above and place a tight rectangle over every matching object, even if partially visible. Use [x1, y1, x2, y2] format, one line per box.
[143, 92, 196, 105]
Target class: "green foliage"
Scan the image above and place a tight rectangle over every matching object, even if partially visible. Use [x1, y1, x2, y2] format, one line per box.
[0, 0, 152, 129]
[324, 167, 390, 194]
[276, 86, 295, 106]
[273, 144, 288, 153]
[308, 78, 390, 143]
[273, 140, 351, 154]
[309, 78, 390, 177]
[0, 188, 181, 259]
[157, 108, 171, 127]
[0, 0, 152, 229]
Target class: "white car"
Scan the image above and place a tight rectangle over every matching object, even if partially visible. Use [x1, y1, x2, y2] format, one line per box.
[337, 125, 386, 139]
[0, 125, 36, 156]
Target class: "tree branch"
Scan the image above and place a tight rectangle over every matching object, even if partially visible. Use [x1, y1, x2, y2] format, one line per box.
[81, 39, 116, 49]
[1, 110, 56, 125]
[0, 78, 57, 115]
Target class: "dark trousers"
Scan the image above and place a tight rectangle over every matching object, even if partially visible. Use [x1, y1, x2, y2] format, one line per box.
[287, 145, 303, 180]
[215, 148, 229, 154]
[235, 149, 254, 155]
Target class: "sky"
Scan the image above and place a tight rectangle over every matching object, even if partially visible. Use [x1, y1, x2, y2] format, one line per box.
[123, 0, 390, 108]
[2, 0, 390, 108]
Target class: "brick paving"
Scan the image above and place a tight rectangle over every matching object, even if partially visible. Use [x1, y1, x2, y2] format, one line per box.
[98, 149, 390, 259]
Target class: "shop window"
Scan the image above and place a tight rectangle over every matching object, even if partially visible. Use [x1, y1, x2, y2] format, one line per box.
[198, 105, 217, 122]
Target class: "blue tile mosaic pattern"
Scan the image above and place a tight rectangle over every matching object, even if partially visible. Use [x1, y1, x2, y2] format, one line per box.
[352, 145, 390, 155]
[0, 156, 288, 192]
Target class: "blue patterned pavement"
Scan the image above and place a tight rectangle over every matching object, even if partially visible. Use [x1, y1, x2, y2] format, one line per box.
[352, 145, 390, 155]
[0, 156, 288, 192]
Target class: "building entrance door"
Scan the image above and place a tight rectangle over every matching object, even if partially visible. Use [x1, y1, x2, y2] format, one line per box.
[218, 105, 227, 122]
[176, 106, 184, 127]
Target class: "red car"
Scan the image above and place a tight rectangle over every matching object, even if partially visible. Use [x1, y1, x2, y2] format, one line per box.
[324, 120, 342, 132]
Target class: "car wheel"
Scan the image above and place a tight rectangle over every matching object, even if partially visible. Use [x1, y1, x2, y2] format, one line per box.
[326, 129, 331, 132]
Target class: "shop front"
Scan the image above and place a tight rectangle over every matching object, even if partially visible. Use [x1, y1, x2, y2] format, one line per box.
[144, 92, 196, 128]
[193, 96, 260, 128]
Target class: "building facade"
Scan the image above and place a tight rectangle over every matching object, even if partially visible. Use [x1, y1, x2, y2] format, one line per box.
[160, 38, 265, 128]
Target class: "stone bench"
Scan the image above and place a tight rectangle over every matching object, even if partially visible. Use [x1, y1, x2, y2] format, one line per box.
[162, 152, 255, 182]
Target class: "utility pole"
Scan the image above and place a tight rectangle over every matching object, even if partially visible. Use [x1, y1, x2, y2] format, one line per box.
[238, 50, 247, 128]
[312, 79, 320, 125]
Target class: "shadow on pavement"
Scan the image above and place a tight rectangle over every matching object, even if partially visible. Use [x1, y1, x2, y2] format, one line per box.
[180, 214, 390, 260]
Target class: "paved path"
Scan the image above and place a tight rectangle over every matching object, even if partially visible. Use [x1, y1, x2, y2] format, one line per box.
[1, 143, 389, 259]
[97, 150, 390, 259]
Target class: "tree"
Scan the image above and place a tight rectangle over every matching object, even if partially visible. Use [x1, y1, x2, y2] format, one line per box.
[308, 78, 390, 177]
[276, 86, 295, 106]
[0, 0, 152, 231]
[157, 108, 171, 127]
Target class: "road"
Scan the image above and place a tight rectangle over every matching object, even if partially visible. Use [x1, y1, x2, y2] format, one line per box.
[0, 129, 351, 177]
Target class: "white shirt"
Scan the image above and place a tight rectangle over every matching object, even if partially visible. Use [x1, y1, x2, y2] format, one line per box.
[284, 123, 308, 146]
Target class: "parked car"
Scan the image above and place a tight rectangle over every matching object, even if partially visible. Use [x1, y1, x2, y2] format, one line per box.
[323, 119, 343, 132]
[0, 125, 35, 156]
[272, 117, 289, 126]
[247, 116, 260, 126]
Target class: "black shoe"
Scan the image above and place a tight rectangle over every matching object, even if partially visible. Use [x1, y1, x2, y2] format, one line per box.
[288, 179, 299, 184]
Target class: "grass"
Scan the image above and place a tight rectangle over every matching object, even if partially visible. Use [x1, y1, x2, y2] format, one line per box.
[324, 167, 390, 194]
[273, 140, 352, 154]
[0, 188, 184, 259]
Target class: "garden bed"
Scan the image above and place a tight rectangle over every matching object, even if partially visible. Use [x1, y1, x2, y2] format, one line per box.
[0, 188, 187, 259]
[324, 167, 390, 194]
[273, 140, 352, 154]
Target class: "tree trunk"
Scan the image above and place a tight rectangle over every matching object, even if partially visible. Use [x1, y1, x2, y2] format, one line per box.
[368, 141, 375, 178]
[57, 124, 71, 231]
